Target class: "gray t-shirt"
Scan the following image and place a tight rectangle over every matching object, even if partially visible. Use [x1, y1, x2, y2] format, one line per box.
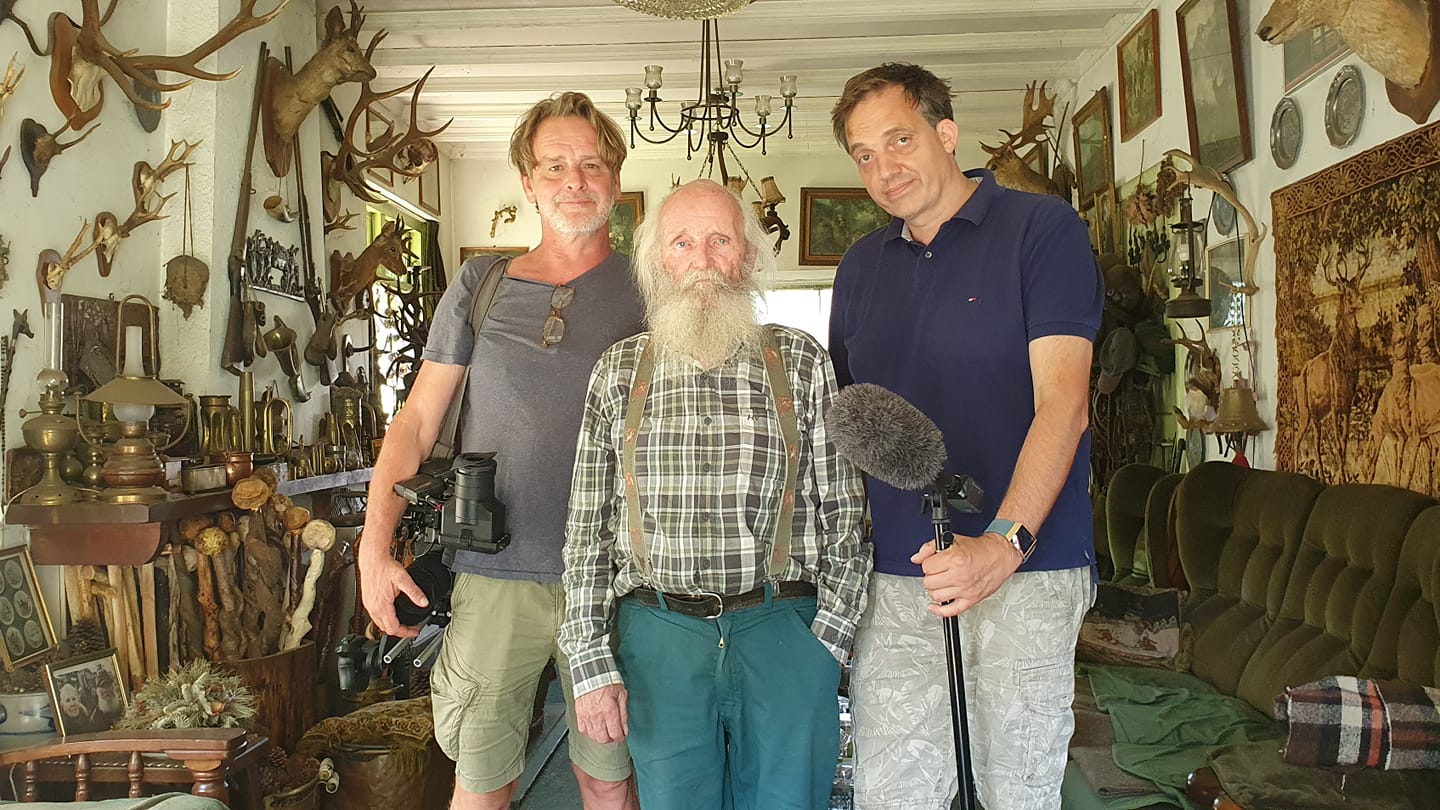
[421, 252, 645, 580]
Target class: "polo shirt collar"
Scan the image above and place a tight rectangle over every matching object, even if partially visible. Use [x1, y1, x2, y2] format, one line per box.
[888, 168, 998, 243]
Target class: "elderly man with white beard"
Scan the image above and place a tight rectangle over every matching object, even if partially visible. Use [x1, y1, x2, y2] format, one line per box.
[559, 179, 872, 810]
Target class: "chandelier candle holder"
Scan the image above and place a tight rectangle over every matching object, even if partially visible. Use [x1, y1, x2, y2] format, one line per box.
[625, 20, 796, 160]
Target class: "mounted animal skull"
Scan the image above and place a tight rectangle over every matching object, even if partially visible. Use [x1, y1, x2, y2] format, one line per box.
[1256, 0, 1439, 123]
[43, 0, 287, 128]
[93, 139, 201, 277]
[262, 1, 379, 177]
[322, 67, 452, 215]
[980, 81, 1062, 198]
[20, 117, 100, 197]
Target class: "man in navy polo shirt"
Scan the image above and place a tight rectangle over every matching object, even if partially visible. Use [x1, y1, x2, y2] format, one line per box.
[828, 63, 1102, 810]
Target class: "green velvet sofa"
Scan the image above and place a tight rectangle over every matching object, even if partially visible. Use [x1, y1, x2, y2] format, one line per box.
[1066, 461, 1440, 809]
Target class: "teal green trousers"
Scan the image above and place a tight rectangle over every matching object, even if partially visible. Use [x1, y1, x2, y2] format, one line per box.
[615, 591, 842, 810]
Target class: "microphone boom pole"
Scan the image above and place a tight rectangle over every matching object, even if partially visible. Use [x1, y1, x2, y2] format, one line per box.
[927, 486, 977, 810]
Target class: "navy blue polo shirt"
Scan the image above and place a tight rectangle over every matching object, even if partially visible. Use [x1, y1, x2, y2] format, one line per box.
[829, 169, 1103, 577]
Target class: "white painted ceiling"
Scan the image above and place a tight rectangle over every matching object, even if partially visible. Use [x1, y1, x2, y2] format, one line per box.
[354, 0, 1151, 161]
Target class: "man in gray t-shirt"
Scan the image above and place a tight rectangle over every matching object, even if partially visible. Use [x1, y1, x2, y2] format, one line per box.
[359, 92, 643, 810]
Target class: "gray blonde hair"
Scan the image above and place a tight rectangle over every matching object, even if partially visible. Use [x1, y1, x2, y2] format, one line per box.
[632, 180, 776, 304]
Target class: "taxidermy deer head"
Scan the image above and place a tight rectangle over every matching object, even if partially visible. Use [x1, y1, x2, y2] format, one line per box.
[322, 68, 452, 214]
[20, 117, 100, 197]
[44, 0, 287, 129]
[329, 220, 413, 312]
[1257, 0, 1431, 87]
[262, 1, 379, 177]
[981, 82, 1062, 198]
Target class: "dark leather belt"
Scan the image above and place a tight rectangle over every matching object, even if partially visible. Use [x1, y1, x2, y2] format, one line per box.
[628, 581, 817, 619]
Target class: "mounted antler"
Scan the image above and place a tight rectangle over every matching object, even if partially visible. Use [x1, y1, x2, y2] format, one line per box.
[35, 219, 102, 296]
[45, 0, 287, 128]
[92, 140, 202, 277]
[329, 220, 413, 312]
[262, 1, 379, 177]
[981, 81, 1060, 197]
[0, 54, 22, 122]
[1164, 149, 1266, 295]
[20, 117, 100, 197]
[324, 67, 453, 207]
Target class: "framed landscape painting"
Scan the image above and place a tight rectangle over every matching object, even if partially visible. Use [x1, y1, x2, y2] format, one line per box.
[1118, 9, 1162, 141]
[798, 188, 891, 266]
[1177, 0, 1253, 172]
[1072, 88, 1114, 208]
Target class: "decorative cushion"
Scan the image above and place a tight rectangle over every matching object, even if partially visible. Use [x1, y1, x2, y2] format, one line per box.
[1077, 582, 1191, 671]
[1276, 676, 1440, 771]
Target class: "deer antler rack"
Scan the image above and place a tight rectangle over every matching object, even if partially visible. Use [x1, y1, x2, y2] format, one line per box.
[46, 0, 288, 128]
[980, 81, 1055, 158]
[1164, 149, 1266, 296]
[326, 66, 452, 205]
[0, 53, 22, 122]
[35, 219, 102, 296]
[91, 139, 202, 277]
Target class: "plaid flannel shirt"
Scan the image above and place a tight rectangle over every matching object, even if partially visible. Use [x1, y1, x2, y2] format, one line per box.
[559, 325, 871, 698]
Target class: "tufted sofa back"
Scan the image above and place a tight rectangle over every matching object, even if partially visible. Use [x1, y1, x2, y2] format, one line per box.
[1232, 484, 1434, 713]
[1176, 462, 1323, 698]
[1104, 463, 1167, 587]
[1365, 505, 1440, 688]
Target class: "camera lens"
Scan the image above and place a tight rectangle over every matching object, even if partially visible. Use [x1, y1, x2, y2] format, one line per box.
[453, 454, 498, 526]
[394, 553, 453, 627]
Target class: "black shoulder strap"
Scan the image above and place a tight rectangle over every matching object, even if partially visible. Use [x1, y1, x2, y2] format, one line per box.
[430, 257, 511, 461]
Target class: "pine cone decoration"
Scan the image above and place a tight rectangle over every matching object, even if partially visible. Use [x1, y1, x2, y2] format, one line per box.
[67, 618, 109, 656]
[266, 747, 289, 769]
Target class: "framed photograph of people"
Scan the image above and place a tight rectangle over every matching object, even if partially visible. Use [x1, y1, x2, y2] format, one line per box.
[1071, 88, 1114, 209]
[44, 649, 129, 736]
[1177, 0, 1253, 173]
[0, 545, 56, 671]
[1118, 9, 1162, 141]
[609, 191, 645, 258]
[459, 246, 529, 267]
[798, 187, 891, 266]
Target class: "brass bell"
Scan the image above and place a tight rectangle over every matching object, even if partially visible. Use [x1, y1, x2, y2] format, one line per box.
[1208, 385, 1267, 434]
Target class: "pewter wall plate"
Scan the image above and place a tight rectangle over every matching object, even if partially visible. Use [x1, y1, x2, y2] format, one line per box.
[1325, 64, 1364, 148]
[1270, 97, 1301, 169]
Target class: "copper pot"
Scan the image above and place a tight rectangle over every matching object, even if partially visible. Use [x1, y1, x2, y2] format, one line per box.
[223, 450, 254, 486]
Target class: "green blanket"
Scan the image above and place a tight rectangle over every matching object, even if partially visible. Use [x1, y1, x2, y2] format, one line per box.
[1076, 665, 1281, 809]
[1208, 741, 1440, 809]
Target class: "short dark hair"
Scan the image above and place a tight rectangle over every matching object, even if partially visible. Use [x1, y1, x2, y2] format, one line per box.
[830, 63, 955, 152]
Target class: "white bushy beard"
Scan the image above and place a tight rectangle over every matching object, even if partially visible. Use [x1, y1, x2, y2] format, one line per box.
[646, 268, 762, 369]
[538, 190, 612, 238]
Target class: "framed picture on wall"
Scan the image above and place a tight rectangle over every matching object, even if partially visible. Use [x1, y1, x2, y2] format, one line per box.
[418, 159, 441, 217]
[609, 191, 645, 257]
[1117, 9, 1162, 141]
[459, 246, 529, 267]
[798, 187, 891, 266]
[1072, 88, 1114, 209]
[364, 108, 394, 187]
[1207, 237, 1247, 330]
[1283, 26, 1349, 91]
[1177, 0, 1253, 173]
[0, 545, 56, 672]
[44, 649, 129, 736]
[1091, 187, 1119, 256]
[1021, 142, 1049, 177]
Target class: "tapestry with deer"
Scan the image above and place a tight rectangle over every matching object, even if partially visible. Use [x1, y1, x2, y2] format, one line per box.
[1273, 120, 1440, 492]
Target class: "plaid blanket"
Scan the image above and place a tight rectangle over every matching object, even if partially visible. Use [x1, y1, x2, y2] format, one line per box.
[1275, 676, 1440, 770]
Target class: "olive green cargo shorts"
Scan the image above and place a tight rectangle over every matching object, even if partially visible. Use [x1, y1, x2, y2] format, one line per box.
[430, 573, 632, 794]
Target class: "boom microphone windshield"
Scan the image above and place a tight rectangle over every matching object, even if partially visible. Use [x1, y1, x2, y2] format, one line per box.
[828, 383, 947, 491]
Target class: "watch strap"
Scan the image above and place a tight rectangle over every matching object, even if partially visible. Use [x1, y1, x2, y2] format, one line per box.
[985, 518, 1036, 562]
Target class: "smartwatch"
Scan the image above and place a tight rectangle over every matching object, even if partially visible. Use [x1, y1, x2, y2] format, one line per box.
[986, 518, 1037, 563]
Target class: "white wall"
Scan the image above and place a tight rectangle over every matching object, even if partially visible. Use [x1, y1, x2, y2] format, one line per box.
[0, 0, 411, 614]
[1063, 0, 1440, 471]
[448, 139, 991, 288]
